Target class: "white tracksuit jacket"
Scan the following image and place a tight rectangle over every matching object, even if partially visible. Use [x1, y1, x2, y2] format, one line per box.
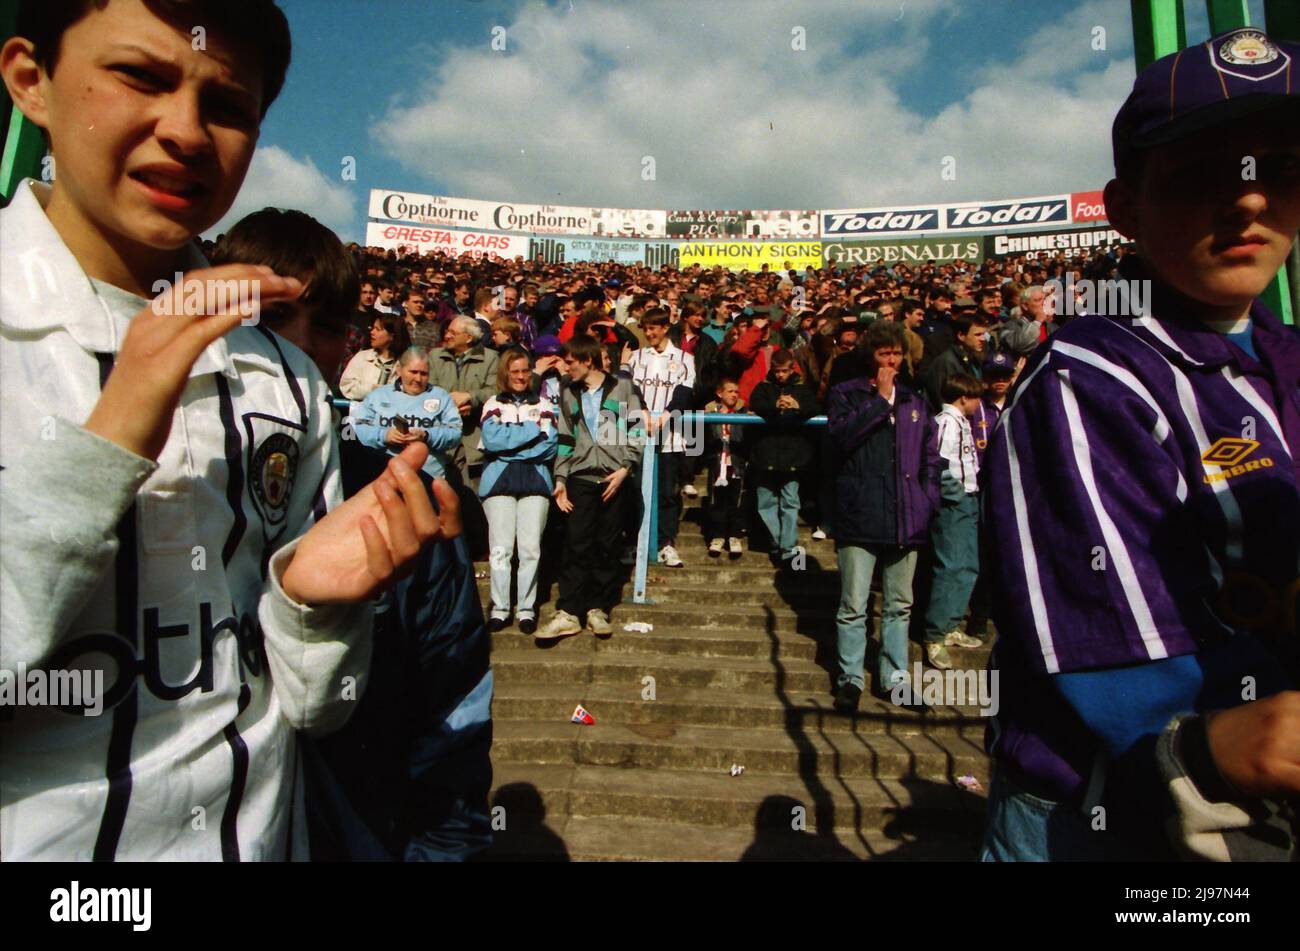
[623, 342, 695, 453]
[0, 180, 372, 860]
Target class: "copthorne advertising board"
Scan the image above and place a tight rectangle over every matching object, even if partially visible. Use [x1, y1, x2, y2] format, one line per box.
[984, 227, 1132, 260]
[679, 241, 822, 272]
[370, 189, 665, 238]
[365, 221, 530, 259]
[823, 237, 985, 268]
[667, 210, 819, 239]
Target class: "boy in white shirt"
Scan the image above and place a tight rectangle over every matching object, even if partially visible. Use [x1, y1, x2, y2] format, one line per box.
[621, 309, 694, 567]
[0, 0, 453, 860]
[922, 373, 984, 670]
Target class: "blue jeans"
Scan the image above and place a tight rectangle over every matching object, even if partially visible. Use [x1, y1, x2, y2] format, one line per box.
[483, 494, 550, 619]
[755, 477, 800, 558]
[835, 544, 918, 690]
[924, 492, 980, 642]
[980, 767, 1154, 862]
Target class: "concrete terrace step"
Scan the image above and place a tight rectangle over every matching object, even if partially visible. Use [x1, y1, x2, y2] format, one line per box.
[479, 813, 982, 862]
[491, 645, 835, 693]
[490, 719, 990, 784]
[492, 682, 989, 739]
[537, 602, 839, 635]
[492, 624, 825, 662]
[487, 762, 986, 835]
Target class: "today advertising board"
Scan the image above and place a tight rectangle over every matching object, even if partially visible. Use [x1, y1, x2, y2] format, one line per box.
[365, 221, 530, 259]
[820, 204, 943, 238]
[941, 194, 1071, 231]
[823, 237, 986, 268]
[983, 227, 1132, 259]
[678, 241, 822, 272]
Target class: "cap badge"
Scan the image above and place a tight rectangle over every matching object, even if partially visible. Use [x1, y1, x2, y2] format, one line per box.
[1215, 29, 1288, 81]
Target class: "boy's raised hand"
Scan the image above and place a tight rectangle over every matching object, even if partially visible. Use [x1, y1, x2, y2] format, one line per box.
[85, 265, 303, 461]
[280, 443, 462, 604]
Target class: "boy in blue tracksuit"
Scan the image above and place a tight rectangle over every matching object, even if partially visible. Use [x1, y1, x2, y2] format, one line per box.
[353, 348, 463, 480]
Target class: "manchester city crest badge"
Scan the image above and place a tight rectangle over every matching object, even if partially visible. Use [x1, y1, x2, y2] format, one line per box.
[1214, 29, 1287, 81]
[423, 398, 440, 413]
[251, 433, 299, 523]
[1219, 30, 1277, 66]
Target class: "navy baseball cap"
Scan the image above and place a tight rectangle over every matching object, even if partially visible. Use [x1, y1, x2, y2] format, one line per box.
[984, 350, 1016, 375]
[533, 334, 563, 356]
[1112, 28, 1300, 174]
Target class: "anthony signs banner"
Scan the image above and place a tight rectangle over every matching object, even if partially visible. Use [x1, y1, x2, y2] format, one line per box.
[678, 242, 822, 272]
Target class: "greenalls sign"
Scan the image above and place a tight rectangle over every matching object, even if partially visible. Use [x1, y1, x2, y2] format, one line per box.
[822, 237, 985, 268]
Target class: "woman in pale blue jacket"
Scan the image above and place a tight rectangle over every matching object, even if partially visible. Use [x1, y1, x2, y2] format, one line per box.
[353, 347, 463, 480]
[479, 349, 558, 635]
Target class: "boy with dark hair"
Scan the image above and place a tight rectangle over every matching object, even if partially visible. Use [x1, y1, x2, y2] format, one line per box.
[538, 336, 645, 639]
[982, 28, 1300, 860]
[921, 372, 984, 670]
[0, 0, 452, 861]
[210, 207, 359, 379]
[827, 320, 942, 712]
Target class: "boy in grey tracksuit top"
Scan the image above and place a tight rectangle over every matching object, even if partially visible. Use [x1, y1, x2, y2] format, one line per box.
[549, 348, 645, 631]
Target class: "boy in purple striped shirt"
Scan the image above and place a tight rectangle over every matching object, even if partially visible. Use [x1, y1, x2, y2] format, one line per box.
[982, 27, 1300, 861]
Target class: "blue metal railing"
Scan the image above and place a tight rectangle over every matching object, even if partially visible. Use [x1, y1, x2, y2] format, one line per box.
[631, 412, 828, 604]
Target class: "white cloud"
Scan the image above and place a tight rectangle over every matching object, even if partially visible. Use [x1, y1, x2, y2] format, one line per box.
[371, 0, 1136, 212]
[205, 146, 361, 243]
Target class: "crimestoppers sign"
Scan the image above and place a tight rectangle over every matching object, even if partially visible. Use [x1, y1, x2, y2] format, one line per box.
[678, 242, 823, 272]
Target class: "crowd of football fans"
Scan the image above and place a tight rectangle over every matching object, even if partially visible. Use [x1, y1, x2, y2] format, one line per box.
[211, 235, 1131, 656]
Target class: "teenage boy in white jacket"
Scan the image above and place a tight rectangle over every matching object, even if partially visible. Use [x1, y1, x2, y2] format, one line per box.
[0, 0, 455, 861]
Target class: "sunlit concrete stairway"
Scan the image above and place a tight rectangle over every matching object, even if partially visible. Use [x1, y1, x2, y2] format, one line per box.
[477, 476, 993, 861]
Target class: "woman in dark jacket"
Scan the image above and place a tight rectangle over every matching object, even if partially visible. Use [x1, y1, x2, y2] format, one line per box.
[826, 320, 943, 711]
[747, 350, 820, 567]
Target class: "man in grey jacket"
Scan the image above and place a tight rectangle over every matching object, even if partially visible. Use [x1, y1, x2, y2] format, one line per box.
[429, 316, 500, 488]
[537, 337, 645, 640]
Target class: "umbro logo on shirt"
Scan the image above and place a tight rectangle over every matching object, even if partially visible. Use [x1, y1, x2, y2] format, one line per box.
[1202, 437, 1274, 483]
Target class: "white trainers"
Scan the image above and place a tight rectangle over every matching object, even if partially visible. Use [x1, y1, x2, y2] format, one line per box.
[658, 544, 684, 567]
[925, 643, 953, 670]
[683, 484, 699, 498]
[535, 610, 582, 641]
[811, 527, 827, 541]
[944, 630, 984, 649]
[587, 608, 613, 636]
[708, 538, 724, 557]
[728, 537, 743, 557]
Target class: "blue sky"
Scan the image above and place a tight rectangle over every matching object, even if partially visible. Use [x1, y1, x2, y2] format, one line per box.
[210, 0, 1274, 243]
